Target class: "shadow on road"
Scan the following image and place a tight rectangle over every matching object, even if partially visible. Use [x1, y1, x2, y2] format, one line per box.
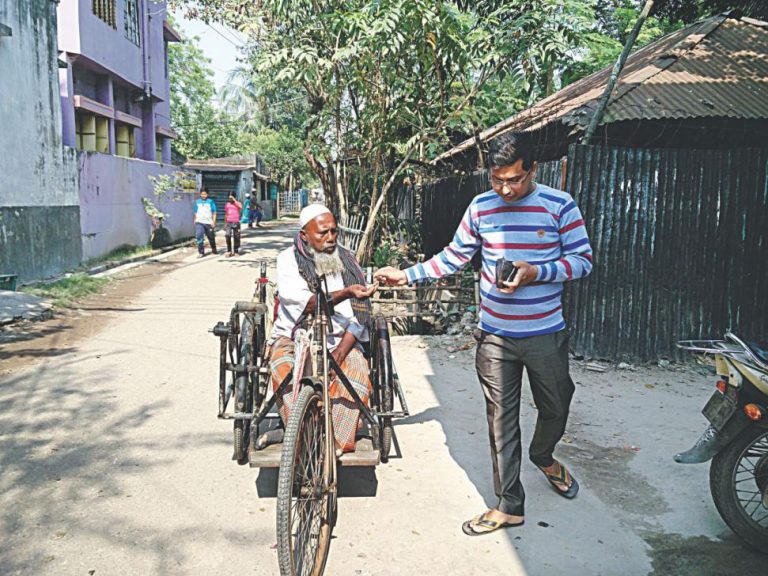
[255, 467, 378, 499]
[0, 348, 257, 575]
[401, 334, 768, 576]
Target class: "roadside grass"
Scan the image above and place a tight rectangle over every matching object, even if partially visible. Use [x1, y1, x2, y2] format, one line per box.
[17, 242, 185, 310]
[21, 273, 110, 309]
[82, 243, 154, 268]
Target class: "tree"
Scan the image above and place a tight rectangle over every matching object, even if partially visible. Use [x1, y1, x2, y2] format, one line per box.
[242, 127, 314, 191]
[219, 66, 313, 187]
[168, 24, 244, 159]
[651, 0, 768, 23]
[560, 1, 682, 87]
[176, 0, 597, 260]
[220, 66, 310, 133]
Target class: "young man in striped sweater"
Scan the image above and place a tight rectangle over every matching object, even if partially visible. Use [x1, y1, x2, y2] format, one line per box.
[375, 131, 593, 536]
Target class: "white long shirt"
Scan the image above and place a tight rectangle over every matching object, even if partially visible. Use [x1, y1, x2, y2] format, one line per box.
[272, 247, 368, 349]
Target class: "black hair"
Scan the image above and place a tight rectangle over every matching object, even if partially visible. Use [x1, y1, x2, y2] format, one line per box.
[487, 131, 535, 171]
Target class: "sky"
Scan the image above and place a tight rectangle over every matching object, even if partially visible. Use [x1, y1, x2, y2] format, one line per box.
[171, 10, 244, 96]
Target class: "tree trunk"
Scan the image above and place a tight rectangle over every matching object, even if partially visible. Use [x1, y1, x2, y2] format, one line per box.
[335, 159, 347, 222]
[355, 145, 419, 262]
[582, 0, 655, 143]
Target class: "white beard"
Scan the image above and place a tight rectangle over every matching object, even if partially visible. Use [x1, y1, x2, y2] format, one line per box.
[308, 246, 344, 276]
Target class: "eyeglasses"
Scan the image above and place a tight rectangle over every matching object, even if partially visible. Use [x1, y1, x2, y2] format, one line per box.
[490, 170, 531, 189]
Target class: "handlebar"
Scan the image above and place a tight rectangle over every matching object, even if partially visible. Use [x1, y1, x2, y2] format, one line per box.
[677, 332, 768, 371]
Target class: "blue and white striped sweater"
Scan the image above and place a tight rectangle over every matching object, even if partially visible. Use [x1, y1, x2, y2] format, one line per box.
[404, 184, 593, 338]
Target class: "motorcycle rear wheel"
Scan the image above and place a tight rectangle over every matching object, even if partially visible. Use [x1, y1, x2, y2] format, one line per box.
[710, 425, 768, 552]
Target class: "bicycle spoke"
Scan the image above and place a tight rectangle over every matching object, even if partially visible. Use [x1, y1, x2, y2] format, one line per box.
[282, 390, 331, 576]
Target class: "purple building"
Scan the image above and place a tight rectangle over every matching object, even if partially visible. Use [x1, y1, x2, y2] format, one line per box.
[57, 0, 180, 163]
[57, 0, 194, 260]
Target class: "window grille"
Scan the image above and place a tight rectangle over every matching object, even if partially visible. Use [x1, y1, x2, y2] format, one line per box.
[124, 0, 141, 46]
[92, 0, 116, 28]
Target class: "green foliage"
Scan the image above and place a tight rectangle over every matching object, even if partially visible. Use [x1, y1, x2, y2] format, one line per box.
[220, 67, 310, 133]
[141, 197, 166, 221]
[559, 1, 683, 87]
[371, 240, 401, 269]
[240, 127, 313, 189]
[144, 171, 188, 222]
[651, 0, 768, 23]
[170, 0, 711, 259]
[168, 21, 245, 159]
[22, 274, 110, 309]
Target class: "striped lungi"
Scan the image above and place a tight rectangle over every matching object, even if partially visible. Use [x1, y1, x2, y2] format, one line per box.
[270, 336, 372, 453]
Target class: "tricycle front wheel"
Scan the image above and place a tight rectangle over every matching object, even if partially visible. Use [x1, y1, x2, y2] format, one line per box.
[277, 386, 334, 576]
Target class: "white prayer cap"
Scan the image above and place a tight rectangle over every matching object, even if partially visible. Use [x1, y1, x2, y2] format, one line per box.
[299, 204, 332, 228]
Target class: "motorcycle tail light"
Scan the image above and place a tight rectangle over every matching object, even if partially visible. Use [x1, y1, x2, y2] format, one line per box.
[716, 380, 728, 393]
[744, 404, 763, 421]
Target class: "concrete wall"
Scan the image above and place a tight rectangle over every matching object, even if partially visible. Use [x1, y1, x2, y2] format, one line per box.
[0, 0, 82, 281]
[78, 152, 194, 260]
[237, 171, 253, 201]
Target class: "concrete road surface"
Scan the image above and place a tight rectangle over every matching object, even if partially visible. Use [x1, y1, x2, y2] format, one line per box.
[0, 223, 764, 576]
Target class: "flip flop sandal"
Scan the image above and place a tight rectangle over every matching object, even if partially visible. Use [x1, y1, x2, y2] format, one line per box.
[461, 513, 524, 537]
[254, 428, 284, 451]
[539, 461, 579, 499]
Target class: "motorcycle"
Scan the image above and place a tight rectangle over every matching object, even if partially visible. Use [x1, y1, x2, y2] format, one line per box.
[675, 332, 768, 551]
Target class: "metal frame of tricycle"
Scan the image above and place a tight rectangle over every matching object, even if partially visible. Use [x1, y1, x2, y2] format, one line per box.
[211, 260, 410, 465]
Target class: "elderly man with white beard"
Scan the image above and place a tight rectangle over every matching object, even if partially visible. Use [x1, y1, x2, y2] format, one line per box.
[257, 204, 378, 456]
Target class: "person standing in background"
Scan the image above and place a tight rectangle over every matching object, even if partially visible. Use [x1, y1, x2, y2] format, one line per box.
[240, 194, 253, 228]
[224, 193, 243, 257]
[254, 202, 264, 228]
[193, 189, 217, 258]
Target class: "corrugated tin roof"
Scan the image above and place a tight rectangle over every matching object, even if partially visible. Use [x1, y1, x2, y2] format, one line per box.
[437, 14, 768, 161]
[184, 155, 272, 181]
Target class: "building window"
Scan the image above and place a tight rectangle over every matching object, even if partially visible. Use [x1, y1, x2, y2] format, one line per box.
[155, 136, 164, 163]
[76, 112, 110, 154]
[125, 0, 141, 46]
[116, 124, 136, 158]
[92, 0, 116, 28]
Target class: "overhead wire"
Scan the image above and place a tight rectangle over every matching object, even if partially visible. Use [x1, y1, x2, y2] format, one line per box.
[205, 22, 243, 49]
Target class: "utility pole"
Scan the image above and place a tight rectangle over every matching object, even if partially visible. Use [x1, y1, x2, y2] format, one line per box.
[582, 0, 655, 144]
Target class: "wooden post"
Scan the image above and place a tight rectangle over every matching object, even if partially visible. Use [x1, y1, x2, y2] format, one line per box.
[560, 157, 568, 191]
[414, 284, 422, 333]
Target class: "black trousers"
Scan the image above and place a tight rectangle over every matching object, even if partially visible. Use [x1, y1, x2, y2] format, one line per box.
[474, 329, 575, 516]
[225, 222, 241, 253]
[195, 223, 217, 254]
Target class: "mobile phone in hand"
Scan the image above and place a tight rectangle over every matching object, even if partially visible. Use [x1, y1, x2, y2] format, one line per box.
[495, 258, 518, 288]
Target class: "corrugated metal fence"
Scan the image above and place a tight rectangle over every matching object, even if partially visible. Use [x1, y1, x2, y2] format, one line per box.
[418, 144, 768, 361]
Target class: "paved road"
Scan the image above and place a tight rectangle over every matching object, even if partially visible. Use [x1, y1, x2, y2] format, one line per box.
[1, 223, 765, 575]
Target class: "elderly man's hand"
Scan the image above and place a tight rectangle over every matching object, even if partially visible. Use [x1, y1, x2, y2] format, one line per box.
[498, 261, 538, 294]
[374, 267, 408, 286]
[347, 283, 378, 299]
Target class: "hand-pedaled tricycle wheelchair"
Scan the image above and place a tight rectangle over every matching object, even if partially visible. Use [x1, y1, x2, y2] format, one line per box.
[211, 260, 409, 576]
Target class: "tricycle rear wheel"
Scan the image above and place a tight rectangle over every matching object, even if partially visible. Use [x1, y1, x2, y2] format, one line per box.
[373, 317, 394, 462]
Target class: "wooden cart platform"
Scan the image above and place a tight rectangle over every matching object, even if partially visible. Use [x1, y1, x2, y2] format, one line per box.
[248, 437, 380, 468]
